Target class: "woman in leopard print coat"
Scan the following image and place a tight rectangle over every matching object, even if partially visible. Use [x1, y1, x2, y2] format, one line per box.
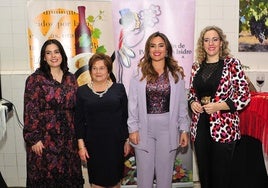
[188, 26, 250, 188]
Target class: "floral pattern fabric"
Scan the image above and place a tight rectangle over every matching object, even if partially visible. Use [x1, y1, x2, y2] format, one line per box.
[23, 69, 84, 188]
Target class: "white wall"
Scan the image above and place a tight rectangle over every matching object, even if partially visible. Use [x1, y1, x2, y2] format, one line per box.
[0, 0, 267, 186]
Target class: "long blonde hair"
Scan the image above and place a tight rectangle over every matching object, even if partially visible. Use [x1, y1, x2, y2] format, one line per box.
[195, 26, 231, 64]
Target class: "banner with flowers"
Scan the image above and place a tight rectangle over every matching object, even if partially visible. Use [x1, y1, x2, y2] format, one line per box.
[112, 0, 196, 91]
[112, 0, 195, 186]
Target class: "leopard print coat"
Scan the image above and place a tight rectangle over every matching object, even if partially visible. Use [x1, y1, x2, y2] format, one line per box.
[188, 57, 251, 143]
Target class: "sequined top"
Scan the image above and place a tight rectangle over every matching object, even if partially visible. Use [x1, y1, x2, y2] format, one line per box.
[146, 73, 170, 114]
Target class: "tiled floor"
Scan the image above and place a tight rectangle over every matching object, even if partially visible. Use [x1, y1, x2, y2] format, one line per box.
[10, 185, 200, 188]
[8, 167, 200, 188]
[9, 182, 201, 188]
[193, 182, 201, 188]
[81, 166, 200, 188]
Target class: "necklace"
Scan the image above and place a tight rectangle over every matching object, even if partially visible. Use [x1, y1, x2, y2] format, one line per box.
[88, 81, 111, 98]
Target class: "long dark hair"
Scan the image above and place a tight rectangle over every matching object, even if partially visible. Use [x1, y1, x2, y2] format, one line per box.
[39, 39, 69, 79]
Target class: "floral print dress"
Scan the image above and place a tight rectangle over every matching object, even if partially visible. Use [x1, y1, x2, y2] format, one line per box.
[23, 69, 84, 188]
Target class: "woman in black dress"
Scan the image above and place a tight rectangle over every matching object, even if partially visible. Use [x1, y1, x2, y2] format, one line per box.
[75, 53, 131, 188]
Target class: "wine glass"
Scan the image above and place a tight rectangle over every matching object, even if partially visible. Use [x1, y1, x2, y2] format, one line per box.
[256, 74, 265, 92]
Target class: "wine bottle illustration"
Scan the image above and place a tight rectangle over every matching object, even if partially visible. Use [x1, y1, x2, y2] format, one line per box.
[75, 6, 92, 54]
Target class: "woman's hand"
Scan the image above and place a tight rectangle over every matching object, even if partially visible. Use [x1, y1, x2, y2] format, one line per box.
[179, 132, 188, 147]
[78, 147, 89, 162]
[31, 140, 45, 156]
[190, 101, 204, 114]
[203, 101, 229, 114]
[129, 131, 140, 145]
[124, 139, 132, 157]
[77, 139, 89, 162]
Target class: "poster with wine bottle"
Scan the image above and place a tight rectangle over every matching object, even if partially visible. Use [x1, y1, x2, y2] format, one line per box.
[27, 0, 195, 187]
[27, 0, 114, 86]
[239, 0, 268, 52]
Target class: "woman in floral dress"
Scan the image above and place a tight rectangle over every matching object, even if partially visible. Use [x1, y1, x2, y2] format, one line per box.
[23, 39, 84, 188]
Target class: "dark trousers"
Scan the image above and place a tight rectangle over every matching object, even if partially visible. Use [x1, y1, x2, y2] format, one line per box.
[231, 135, 268, 188]
[194, 114, 236, 188]
[0, 172, 7, 188]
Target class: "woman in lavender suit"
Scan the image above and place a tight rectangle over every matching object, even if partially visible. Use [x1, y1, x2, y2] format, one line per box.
[127, 32, 190, 188]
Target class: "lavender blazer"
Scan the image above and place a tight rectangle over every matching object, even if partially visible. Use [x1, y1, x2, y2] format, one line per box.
[127, 68, 190, 151]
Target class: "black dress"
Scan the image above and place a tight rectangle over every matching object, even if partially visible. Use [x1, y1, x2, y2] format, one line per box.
[75, 83, 128, 187]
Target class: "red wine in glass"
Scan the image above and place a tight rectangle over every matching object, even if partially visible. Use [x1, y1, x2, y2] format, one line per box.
[256, 74, 265, 92]
[256, 80, 264, 85]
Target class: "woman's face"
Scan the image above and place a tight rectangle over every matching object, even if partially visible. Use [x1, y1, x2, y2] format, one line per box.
[149, 36, 167, 62]
[44, 43, 62, 69]
[90, 60, 109, 83]
[203, 30, 222, 59]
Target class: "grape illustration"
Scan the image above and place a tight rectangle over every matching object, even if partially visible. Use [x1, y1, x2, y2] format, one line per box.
[249, 16, 268, 43]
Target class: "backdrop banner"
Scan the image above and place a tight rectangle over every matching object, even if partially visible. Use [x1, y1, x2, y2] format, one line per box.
[112, 0, 195, 91]
[27, 0, 114, 86]
[27, 0, 195, 187]
[112, 0, 195, 186]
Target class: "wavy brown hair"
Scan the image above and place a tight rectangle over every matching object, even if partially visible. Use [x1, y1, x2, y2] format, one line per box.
[195, 26, 232, 64]
[138, 31, 184, 83]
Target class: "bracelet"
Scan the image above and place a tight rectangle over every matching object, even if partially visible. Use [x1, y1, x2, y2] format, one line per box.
[125, 138, 130, 144]
[189, 99, 195, 105]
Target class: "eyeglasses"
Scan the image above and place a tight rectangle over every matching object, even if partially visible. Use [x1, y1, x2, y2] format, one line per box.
[203, 37, 220, 43]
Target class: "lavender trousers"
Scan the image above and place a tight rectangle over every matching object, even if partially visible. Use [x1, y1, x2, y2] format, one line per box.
[135, 112, 177, 188]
